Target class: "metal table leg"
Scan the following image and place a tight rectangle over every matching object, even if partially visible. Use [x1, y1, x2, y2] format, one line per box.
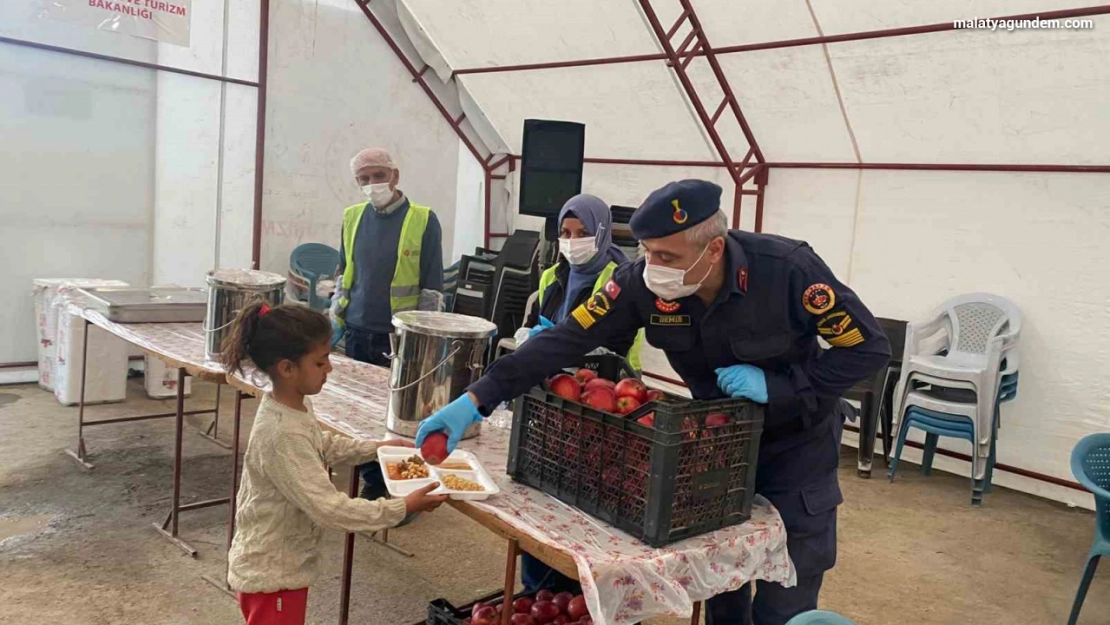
[199, 383, 232, 449]
[499, 539, 519, 625]
[338, 465, 359, 625]
[64, 319, 94, 471]
[204, 389, 244, 598]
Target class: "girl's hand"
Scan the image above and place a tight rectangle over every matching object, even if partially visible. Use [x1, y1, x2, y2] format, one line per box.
[380, 439, 414, 449]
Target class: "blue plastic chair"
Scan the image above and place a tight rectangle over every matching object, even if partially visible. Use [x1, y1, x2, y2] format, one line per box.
[890, 406, 999, 505]
[1066, 433, 1110, 625]
[289, 243, 340, 310]
[785, 610, 858, 625]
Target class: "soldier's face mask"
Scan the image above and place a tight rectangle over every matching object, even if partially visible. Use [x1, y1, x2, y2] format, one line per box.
[643, 243, 713, 301]
[559, 233, 599, 266]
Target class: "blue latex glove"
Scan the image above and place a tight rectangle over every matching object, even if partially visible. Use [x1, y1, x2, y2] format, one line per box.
[528, 316, 554, 339]
[715, 365, 769, 404]
[415, 393, 483, 453]
[330, 319, 345, 349]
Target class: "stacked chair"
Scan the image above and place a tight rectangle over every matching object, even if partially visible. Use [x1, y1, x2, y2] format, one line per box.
[288, 242, 340, 310]
[786, 610, 858, 625]
[888, 293, 1021, 506]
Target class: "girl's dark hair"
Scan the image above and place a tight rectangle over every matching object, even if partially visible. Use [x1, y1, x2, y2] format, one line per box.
[220, 302, 332, 376]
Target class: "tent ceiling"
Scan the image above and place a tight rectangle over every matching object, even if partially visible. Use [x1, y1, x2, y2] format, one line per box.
[399, 0, 1110, 166]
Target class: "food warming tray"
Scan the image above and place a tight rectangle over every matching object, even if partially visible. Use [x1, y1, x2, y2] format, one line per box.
[78, 287, 209, 323]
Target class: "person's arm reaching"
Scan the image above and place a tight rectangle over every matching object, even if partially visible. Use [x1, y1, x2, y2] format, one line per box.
[763, 246, 891, 430]
[416, 265, 643, 451]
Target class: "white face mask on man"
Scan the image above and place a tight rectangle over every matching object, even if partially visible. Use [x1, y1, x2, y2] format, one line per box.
[643, 244, 714, 301]
[362, 182, 396, 212]
[559, 235, 599, 266]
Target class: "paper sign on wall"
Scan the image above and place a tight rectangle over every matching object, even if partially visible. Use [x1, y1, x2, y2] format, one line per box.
[41, 0, 192, 47]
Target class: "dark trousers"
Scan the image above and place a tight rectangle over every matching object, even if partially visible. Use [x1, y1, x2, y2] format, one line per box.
[346, 328, 392, 498]
[705, 573, 825, 625]
[521, 552, 580, 595]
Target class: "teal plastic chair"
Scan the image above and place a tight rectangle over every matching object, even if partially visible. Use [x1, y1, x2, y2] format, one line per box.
[786, 610, 858, 625]
[289, 243, 340, 310]
[1066, 433, 1110, 625]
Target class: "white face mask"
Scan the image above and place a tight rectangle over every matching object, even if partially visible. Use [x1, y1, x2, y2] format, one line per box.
[559, 236, 599, 266]
[643, 244, 714, 301]
[362, 183, 395, 211]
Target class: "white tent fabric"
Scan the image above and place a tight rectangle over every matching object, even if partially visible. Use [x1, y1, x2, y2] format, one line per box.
[395, 0, 1109, 166]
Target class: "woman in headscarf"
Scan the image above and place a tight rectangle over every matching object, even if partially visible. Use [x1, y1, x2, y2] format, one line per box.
[525, 193, 644, 370]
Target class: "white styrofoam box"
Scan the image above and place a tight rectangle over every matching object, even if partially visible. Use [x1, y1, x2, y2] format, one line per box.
[33, 278, 129, 391]
[143, 355, 192, 399]
[52, 307, 129, 406]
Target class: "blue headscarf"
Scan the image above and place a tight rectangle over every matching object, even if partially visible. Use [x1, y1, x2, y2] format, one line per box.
[553, 194, 629, 323]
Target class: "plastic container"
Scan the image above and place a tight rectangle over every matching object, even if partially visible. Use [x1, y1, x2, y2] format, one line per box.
[507, 383, 764, 547]
[377, 446, 500, 501]
[53, 309, 129, 406]
[143, 355, 192, 399]
[427, 590, 531, 625]
[33, 278, 128, 390]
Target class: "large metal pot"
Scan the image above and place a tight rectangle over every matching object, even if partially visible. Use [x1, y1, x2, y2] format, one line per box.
[386, 311, 497, 439]
[204, 269, 286, 360]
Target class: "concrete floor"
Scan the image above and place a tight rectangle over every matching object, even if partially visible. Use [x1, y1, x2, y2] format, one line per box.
[0, 380, 1105, 625]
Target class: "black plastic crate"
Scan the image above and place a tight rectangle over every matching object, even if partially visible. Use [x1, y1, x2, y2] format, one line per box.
[507, 382, 764, 548]
[427, 589, 529, 625]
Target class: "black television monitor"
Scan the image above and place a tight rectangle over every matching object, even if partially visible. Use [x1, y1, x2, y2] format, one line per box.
[518, 119, 585, 218]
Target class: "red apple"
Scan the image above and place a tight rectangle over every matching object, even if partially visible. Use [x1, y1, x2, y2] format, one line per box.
[614, 378, 648, 403]
[531, 600, 560, 624]
[636, 412, 655, 428]
[574, 368, 598, 385]
[549, 374, 581, 401]
[583, 378, 615, 393]
[553, 592, 574, 615]
[420, 432, 449, 465]
[567, 595, 589, 621]
[473, 606, 498, 625]
[513, 597, 534, 615]
[536, 590, 555, 602]
[553, 617, 569, 625]
[511, 615, 536, 625]
[645, 389, 665, 402]
[582, 388, 617, 413]
[706, 412, 730, 428]
[464, 619, 472, 625]
[616, 396, 641, 415]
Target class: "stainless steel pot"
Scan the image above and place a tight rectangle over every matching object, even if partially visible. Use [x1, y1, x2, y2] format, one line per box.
[386, 311, 497, 439]
[204, 269, 286, 360]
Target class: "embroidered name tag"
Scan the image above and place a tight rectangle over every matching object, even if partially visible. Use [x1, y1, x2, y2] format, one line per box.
[650, 314, 691, 326]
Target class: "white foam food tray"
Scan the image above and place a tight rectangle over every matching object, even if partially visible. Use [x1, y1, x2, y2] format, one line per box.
[377, 446, 500, 501]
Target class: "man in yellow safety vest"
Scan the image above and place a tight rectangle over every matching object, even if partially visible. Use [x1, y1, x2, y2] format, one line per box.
[331, 147, 443, 508]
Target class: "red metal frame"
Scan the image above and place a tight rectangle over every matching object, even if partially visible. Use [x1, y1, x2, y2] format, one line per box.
[251, 0, 270, 268]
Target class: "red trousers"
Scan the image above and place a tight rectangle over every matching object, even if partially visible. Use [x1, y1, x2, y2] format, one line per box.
[238, 587, 309, 625]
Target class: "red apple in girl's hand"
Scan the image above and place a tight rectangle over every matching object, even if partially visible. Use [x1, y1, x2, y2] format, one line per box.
[583, 378, 615, 393]
[614, 378, 648, 403]
[574, 368, 598, 384]
[420, 432, 449, 465]
[548, 374, 582, 401]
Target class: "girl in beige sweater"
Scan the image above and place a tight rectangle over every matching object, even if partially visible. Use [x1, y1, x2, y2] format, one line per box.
[221, 302, 446, 625]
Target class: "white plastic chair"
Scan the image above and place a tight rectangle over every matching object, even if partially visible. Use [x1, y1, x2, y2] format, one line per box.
[892, 293, 1021, 480]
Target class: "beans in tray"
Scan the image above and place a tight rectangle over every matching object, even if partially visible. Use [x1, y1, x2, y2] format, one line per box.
[387, 455, 430, 480]
[442, 474, 484, 492]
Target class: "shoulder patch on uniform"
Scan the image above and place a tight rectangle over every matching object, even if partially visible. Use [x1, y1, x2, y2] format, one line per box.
[826, 328, 865, 348]
[572, 292, 612, 330]
[816, 311, 852, 336]
[802, 283, 835, 315]
[603, 279, 621, 299]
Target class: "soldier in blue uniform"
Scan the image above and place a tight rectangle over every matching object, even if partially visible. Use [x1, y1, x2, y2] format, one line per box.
[417, 180, 890, 625]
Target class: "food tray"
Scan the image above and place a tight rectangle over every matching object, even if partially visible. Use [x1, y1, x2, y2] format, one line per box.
[78, 287, 209, 323]
[377, 446, 500, 501]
